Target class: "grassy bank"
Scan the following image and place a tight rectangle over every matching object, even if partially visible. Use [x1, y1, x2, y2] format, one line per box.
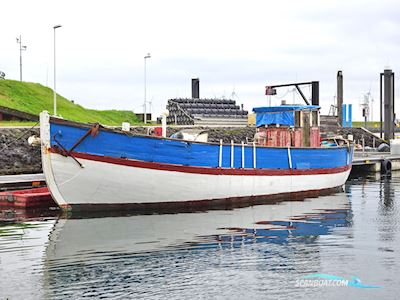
[0, 79, 139, 125]
[0, 120, 37, 127]
[352, 121, 381, 128]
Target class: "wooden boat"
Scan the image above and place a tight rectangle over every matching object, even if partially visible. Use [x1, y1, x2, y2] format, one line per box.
[39, 105, 353, 212]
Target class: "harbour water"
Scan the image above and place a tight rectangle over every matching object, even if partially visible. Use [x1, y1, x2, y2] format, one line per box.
[1, 173, 399, 299]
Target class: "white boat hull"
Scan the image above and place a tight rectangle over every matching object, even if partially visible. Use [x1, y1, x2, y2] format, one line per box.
[41, 151, 350, 211]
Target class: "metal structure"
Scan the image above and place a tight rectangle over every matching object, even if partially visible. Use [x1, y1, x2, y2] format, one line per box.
[16, 36, 27, 82]
[53, 25, 62, 116]
[192, 78, 200, 99]
[360, 92, 373, 126]
[143, 53, 151, 124]
[337, 71, 343, 125]
[380, 68, 395, 140]
[265, 81, 320, 105]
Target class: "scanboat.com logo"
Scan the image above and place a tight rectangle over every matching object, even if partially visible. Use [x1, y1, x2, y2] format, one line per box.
[295, 273, 382, 288]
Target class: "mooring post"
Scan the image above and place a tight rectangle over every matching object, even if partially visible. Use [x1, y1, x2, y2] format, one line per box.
[337, 71, 343, 126]
[380, 73, 383, 139]
[381, 68, 395, 140]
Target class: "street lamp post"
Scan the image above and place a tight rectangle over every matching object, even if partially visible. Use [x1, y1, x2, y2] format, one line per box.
[144, 53, 151, 124]
[16, 35, 27, 81]
[53, 25, 62, 116]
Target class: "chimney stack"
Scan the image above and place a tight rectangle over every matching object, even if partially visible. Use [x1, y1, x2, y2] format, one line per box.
[192, 78, 200, 99]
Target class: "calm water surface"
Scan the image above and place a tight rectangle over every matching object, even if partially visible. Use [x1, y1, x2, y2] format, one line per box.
[1, 173, 399, 299]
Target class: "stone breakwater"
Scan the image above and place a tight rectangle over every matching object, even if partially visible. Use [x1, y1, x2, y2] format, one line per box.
[0, 128, 42, 175]
[0, 127, 257, 175]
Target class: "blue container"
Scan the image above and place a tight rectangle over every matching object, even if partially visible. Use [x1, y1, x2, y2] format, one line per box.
[348, 104, 352, 128]
[342, 104, 347, 127]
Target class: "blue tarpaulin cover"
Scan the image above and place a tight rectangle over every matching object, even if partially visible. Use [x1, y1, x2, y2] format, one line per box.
[256, 111, 295, 127]
[253, 105, 320, 127]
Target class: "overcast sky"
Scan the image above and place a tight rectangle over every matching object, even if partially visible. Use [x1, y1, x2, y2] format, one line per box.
[2, 0, 400, 120]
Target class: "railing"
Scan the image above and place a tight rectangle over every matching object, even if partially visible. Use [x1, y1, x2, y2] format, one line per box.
[218, 140, 259, 169]
[328, 104, 337, 116]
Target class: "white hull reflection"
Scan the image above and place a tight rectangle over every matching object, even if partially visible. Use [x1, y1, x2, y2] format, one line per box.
[45, 193, 351, 261]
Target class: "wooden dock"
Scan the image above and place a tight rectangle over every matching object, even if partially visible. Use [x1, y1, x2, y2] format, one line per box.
[0, 173, 46, 191]
[352, 152, 400, 173]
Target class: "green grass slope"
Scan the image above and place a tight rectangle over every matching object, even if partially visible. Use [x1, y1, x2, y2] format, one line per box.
[0, 79, 139, 125]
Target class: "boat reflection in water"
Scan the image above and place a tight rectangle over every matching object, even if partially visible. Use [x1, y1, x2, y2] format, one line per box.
[42, 192, 352, 298]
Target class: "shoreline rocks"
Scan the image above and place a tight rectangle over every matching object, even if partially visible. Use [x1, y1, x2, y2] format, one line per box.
[0, 128, 42, 175]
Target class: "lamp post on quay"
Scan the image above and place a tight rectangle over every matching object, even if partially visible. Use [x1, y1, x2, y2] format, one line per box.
[144, 53, 151, 124]
[53, 24, 62, 116]
[16, 36, 27, 81]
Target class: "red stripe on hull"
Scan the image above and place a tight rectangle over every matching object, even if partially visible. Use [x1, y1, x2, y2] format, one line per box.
[50, 148, 351, 176]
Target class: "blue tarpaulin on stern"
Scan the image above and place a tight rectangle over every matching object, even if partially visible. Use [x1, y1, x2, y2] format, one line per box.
[253, 105, 320, 127]
[255, 111, 295, 127]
